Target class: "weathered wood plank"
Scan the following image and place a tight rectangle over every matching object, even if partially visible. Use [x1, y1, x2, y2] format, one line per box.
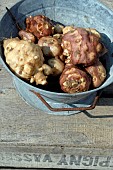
[0, 78, 113, 148]
[1, 145, 113, 169]
[100, 0, 113, 9]
[0, 0, 21, 20]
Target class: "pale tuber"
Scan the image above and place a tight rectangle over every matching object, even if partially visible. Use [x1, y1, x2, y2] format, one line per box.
[32, 71, 48, 85]
[48, 57, 64, 76]
[85, 60, 106, 88]
[38, 36, 63, 57]
[63, 25, 75, 34]
[3, 38, 49, 85]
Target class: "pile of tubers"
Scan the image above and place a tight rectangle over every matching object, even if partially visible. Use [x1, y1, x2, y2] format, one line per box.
[3, 15, 107, 93]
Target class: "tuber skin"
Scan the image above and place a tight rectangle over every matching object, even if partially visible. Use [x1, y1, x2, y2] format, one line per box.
[31, 71, 48, 85]
[30, 64, 53, 85]
[3, 37, 62, 86]
[18, 30, 36, 43]
[63, 25, 75, 34]
[59, 65, 91, 93]
[53, 33, 63, 44]
[61, 27, 106, 66]
[54, 24, 64, 34]
[26, 15, 54, 39]
[85, 60, 106, 88]
[48, 57, 64, 76]
[38, 64, 53, 76]
[86, 28, 107, 56]
[38, 36, 63, 57]
[3, 38, 49, 85]
[85, 28, 101, 38]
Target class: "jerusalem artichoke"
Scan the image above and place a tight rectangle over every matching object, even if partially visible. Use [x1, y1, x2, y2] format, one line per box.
[85, 60, 106, 88]
[38, 36, 63, 57]
[26, 15, 54, 39]
[59, 65, 91, 93]
[61, 27, 106, 66]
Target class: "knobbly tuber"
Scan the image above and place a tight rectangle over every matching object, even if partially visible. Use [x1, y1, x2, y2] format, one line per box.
[18, 30, 36, 43]
[61, 27, 106, 66]
[3, 38, 52, 85]
[38, 36, 63, 57]
[48, 57, 64, 76]
[54, 24, 64, 34]
[85, 60, 106, 88]
[53, 34, 63, 44]
[59, 65, 91, 93]
[31, 71, 48, 85]
[26, 15, 54, 39]
[39, 64, 53, 76]
[30, 64, 53, 84]
[62, 25, 75, 34]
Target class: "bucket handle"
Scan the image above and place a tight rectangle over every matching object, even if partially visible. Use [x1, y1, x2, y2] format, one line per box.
[30, 90, 102, 112]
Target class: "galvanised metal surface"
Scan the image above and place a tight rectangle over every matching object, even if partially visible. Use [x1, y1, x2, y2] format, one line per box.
[0, 0, 113, 115]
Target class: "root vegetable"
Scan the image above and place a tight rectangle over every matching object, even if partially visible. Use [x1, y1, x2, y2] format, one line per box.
[18, 30, 36, 42]
[38, 36, 63, 57]
[3, 38, 45, 84]
[61, 27, 106, 66]
[26, 15, 54, 39]
[48, 57, 64, 76]
[38, 64, 53, 76]
[85, 60, 106, 88]
[54, 24, 64, 34]
[53, 33, 63, 44]
[59, 65, 91, 93]
[63, 25, 75, 34]
[32, 71, 48, 85]
[85, 28, 101, 38]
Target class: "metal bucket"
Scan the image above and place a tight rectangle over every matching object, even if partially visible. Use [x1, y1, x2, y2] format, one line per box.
[0, 0, 113, 115]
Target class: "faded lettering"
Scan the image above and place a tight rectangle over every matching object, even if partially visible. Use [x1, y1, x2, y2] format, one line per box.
[99, 156, 111, 167]
[93, 156, 99, 166]
[82, 156, 93, 166]
[4, 153, 12, 161]
[43, 154, 52, 162]
[33, 154, 41, 162]
[57, 155, 68, 165]
[1, 152, 113, 168]
[13, 154, 22, 162]
[69, 155, 82, 165]
[23, 154, 32, 162]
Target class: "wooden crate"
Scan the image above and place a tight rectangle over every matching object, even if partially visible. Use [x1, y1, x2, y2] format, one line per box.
[0, 0, 113, 169]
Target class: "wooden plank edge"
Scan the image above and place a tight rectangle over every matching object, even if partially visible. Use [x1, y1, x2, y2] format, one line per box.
[0, 145, 113, 169]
